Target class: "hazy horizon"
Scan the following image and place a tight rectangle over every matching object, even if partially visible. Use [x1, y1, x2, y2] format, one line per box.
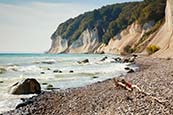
[0, 0, 142, 53]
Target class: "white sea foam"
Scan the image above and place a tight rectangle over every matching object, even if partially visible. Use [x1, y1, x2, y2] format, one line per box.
[17, 65, 42, 72]
[0, 93, 36, 113]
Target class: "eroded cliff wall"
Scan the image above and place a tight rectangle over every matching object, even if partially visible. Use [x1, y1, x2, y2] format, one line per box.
[48, 28, 100, 54]
[95, 21, 154, 54]
[149, 0, 173, 58]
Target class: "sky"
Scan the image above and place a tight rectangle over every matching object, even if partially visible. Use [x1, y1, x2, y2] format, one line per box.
[0, 0, 142, 53]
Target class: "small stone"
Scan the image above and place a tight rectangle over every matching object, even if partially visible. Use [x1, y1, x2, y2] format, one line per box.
[100, 56, 108, 61]
[77, 59, 89, 64]
[42, 83, 48, 85]
[113, 57, 122, 62]
[92, 76, 98, 79]
[53, 70, 62, 73]
[69, 70, 74, 73]
[124, 67, 130, 70]
[40, 72, 45, 74]
[46, 84, 53, 90]
[127, 69, 135, 73]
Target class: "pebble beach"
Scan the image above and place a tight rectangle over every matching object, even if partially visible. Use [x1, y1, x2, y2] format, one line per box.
[3, 57, 173, 115]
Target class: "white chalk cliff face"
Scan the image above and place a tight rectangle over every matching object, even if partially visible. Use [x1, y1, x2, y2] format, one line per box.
[95, 22, 144, 54]
[68, 28, 100, 53]
[48, 36, 68, 54]
[149, 0, 173, 58]
[49, 28, 100, 54]
[95, 21, 155, 54]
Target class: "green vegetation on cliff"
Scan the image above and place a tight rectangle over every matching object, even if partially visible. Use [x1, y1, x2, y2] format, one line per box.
[52, 0, 166, 44]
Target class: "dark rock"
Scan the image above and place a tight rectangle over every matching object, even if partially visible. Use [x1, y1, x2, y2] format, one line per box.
[127, 69, 135, 73]
[0, 81, 3, 83]
[53, 70, 62, 73]
[40, 72, 45, 74]
[100, 56, 108, 61]
[122, 58, 130, 63]
[9, 78, 41, 95]
[100, 51, 105, 54]
[42, 83, 48, 85]
[77, 59, 89, 64]
[166, 57, 171, 60]
[15, 102, 27, 109]
[124, 67, 131, 70]
[69, 70, 74, 73]
[46, 84, 54, 90]
[122, 56, 136, 63]
[132, 54, 138, 58]
[92, 76, 98, 79]
[112, 57, 122, 62]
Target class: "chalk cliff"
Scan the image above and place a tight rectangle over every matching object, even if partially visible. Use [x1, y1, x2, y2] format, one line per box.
[149, 0, 173, 58]
[49, 28, 100, 54]
[49, 35, 68, 54]
[68, 28, 100, 53]
[48, 0, 173, 58]
[95, 21, 155, 54]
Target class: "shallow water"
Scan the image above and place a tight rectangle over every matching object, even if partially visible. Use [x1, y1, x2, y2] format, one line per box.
[0, 53, 137, 113]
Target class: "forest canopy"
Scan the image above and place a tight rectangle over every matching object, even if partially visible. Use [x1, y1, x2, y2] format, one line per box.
[52, 0, 166, 44]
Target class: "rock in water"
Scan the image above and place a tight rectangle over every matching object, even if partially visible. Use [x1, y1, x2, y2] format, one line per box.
[40, 72, 45, 74]
[112, 57, 122, 62]
[77, 59, 89, 64]
[100, 56, 108, 61]
[69, 70, 74, 73]
[124, 67, 131, 70]
[53, 70, 62, 73]
[9, 78, 41, 95]
[41, 60, 55, 64]
[122, 56, 136, 63]
[127, 69, 135, 73]
[0, 67, 6, 74]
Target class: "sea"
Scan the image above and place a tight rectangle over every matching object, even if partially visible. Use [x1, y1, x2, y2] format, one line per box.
[0, 53, 138, 113]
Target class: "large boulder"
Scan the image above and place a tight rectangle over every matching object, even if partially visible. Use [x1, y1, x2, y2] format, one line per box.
[9, 78, 41, 95]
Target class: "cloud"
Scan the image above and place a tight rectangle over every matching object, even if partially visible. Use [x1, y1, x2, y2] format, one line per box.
[0, 2, 96, 53]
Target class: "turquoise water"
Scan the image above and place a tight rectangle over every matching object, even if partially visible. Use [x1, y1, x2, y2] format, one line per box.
[0, 53, 137, 113]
